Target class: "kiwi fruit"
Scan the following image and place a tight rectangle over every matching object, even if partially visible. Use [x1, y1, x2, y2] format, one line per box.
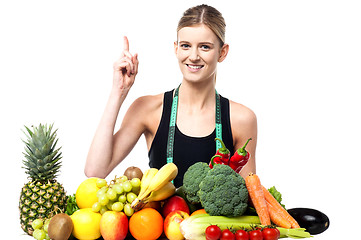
[48, 213, 73, 240]
[124, 166, 143, 180]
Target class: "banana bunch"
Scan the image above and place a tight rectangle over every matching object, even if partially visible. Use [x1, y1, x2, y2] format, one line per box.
[131, 163, 178, 211]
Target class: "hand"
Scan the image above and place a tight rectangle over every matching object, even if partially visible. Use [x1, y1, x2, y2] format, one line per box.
[112, 36, 139, 92]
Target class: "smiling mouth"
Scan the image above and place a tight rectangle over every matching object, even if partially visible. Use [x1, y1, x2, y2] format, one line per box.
[186, 64, 204, 71]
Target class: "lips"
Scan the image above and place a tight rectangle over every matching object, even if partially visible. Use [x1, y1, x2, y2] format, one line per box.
[186, 64, 204, 72]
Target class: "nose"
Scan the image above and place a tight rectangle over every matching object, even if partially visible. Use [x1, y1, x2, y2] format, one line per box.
[189, 47, 200, 62]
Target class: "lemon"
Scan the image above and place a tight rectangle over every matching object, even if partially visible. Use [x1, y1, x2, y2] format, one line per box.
[71, 208, 102, 240]
[76, 177, 101, 209]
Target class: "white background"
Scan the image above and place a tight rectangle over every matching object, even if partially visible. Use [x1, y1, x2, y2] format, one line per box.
[2, 0, 360, 239]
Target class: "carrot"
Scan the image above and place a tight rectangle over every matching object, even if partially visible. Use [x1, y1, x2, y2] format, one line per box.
[266, 201, 291, 228]
[262, 185, 300, 228]
[245, 173, 271, 225]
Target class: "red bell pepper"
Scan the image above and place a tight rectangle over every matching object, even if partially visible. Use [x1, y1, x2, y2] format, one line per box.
[229, 138, 252, 173]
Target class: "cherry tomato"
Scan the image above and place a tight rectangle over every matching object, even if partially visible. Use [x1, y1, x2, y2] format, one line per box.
[205, 225, 222, 240]
[262, 227, 279, 240]
[249, 229, 263, 240]
[221, 229, 235, 240]
[235, 229, 249, 240]
[274, 228, 280, 239]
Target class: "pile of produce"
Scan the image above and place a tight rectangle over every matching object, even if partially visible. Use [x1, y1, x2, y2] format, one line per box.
[18, 124, 329, 240]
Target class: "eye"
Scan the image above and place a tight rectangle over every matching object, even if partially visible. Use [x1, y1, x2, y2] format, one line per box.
[200, 45, 211, 50]
[180, 43, 190, 49]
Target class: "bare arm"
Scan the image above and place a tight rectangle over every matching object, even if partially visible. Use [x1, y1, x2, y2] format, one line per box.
[229, 101, 258, 178]
[85, 36, 139, 178]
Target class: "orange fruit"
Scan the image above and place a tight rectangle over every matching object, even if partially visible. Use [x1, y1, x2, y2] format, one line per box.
[129, 208, 163, 240]
[191, 209, 207, 216]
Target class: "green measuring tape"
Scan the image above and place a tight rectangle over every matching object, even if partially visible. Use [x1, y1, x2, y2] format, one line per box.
[166, 85, 222, 164]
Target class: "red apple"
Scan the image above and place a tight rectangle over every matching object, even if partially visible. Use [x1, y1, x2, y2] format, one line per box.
[100, 211, 128, 240]
[162, 195, 190, 218]
[164, 210, 190, 240]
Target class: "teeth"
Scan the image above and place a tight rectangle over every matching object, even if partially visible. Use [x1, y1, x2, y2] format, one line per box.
[187, 64, 203, 69]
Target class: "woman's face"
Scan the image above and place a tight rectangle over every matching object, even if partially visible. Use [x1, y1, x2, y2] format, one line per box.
[174, 24, 228, 84]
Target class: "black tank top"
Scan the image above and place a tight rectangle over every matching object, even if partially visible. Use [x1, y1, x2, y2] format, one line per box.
[148, 89, 234, 187]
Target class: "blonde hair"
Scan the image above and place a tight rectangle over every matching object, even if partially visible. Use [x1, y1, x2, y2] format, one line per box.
[177, 4, 226, 47]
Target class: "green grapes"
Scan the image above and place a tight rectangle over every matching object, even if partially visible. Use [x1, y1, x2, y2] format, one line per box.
[32, 219, 43, 230]
[43, 219, 50, 233]
[118, 194, 127, 203]
[92, 202, 101, 212]
[126, 192, 137, 204]
[92, 175, 142, 217]
[99, 195, 109, 206]
[96, 178, 107, 188]
[131, 178, 141, 188]
[33, 229, 46, 240]
[100, 206, 108, 215]
[124, 203, 134, 217]
[97, 187, 108, 198]
[106, 189, 117, 200]
[122, 181, 132, 192]
[112, 184, 124, 194]
[32, 217, 51, 240]
[112, 202, 124, 212]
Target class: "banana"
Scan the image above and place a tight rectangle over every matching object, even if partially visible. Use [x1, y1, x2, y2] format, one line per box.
[130, 163, 178, 211]
[139, 163, 178, 201]
[147, 162, 178, 192]
[137, 168, 158, 200]
[145, 181, 176, 203]
[131, 181, 176, 211]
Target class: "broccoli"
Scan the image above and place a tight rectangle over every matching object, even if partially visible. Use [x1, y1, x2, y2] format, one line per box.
[198, 164, 249, 217]
[183, 162, 210, 204]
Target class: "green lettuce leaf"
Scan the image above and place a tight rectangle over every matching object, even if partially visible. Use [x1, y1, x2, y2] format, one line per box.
[268, 186, 286, 209]
[65, 194, 79, 215]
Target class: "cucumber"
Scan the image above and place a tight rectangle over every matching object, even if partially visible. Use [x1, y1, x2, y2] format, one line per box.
[287, 208, 330, 235]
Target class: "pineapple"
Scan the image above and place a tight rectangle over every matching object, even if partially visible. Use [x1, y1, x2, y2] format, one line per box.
[19, 123, 67, 235]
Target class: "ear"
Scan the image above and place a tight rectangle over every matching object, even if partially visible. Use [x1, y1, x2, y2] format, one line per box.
[174, 41, 178, 55]
[218, 43, 229, 63]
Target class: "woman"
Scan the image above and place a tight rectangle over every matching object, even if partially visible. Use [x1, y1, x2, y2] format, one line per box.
[85, 4, 257, 187]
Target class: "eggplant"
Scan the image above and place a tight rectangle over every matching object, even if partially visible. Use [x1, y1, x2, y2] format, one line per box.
[287, 208, 330, 235]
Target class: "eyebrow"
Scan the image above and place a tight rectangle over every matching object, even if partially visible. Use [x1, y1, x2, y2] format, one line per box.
[179, 41, 215, 46]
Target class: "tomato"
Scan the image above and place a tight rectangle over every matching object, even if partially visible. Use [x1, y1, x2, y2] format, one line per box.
[235, 229, 249, 240]
[262, 228, 280, 240]
[274, 228, 280, 239]
[221, 229, 235, 240]
[249, 229, 263, 240]
[205, 225, 222, 240]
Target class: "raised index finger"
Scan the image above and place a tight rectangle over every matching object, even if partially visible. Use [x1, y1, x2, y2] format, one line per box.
[123, 36, 129, 51]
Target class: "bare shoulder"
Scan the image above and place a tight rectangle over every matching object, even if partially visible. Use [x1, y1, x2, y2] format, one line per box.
[124, 92, 164, 133]
[130, 93, 164, 112]
[228, 100, 257, 148]
[229, 100, 257, 125]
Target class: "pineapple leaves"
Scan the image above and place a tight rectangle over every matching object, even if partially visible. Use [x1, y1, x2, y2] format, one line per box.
[35, 149, 43, 159]
[21, 123, 62, 181]
[23, 125, 33, 138]
[22, 159, 36, 169]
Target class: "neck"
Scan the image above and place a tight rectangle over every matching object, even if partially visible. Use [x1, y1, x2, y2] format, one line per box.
[178, 80, 216, 110]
